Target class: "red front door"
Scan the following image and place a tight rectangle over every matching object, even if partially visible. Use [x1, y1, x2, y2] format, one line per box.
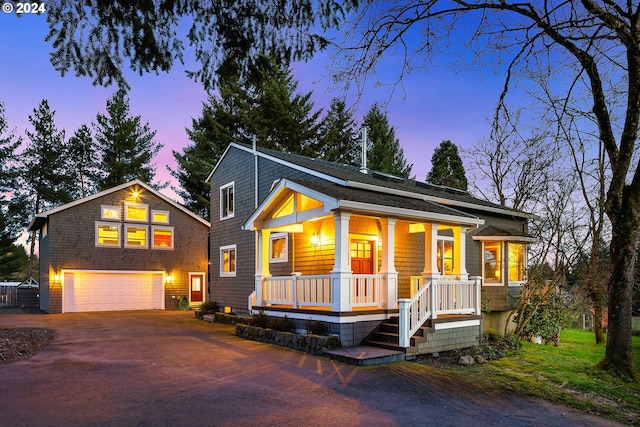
[351, 240, 374, 274]
[190, 273, 204, 304]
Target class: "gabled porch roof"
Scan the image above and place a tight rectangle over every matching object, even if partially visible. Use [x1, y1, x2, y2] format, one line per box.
[243, 178, 484, 231]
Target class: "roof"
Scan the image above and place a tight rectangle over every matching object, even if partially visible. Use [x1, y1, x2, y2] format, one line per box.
[471, 225, 536, 242]
[243, 178, 484, 231]
[29, 179, 210, 231]
[208, 143, 533, 219]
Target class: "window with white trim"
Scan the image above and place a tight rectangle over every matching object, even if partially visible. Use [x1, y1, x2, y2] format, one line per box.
[220, 182, 234, 220]
[483, 241, 502, 285]
[125, 225, 148, 248]
[220, 245, 236, 276]
[270, 233, 288, 263]
[125, 203, 148, 222]
[152, 226, 174, 249]
[508, 243, 526, 283]
[101, 205, 120, 220]
[96, 222, 121, 247]
[437, 238, 454, 275]
[151, 209, 170, 224]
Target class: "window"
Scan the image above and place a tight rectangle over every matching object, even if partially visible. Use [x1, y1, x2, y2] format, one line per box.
[270, 233, 288, 263]
[437, 239, 454, 275]
[152, 226, 174, 249]
[125, 203, 148, 222]
[101, 205, 120, 220]
[508, 243, 526, 283]
[125, 225, 148, 248]
[96, 222, 120, 247]
[483, 242, 502, 284]
[220, 245, 236, 276]
[151, 210, 170, 224]
[41, 222, 47, 238]
[220, 182, 234, 220]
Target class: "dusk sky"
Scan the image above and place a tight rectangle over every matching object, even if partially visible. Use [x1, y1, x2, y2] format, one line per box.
[0, 11, 506, 202]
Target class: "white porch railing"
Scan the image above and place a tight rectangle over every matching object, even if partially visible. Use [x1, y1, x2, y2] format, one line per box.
[399, 276, 482, 347]
[261, 274, 385, 309]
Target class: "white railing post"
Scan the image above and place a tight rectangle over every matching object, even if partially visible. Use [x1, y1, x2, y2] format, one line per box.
[398, 298, 410, 347]
[292, 274, 298, 309]
[431, 276, 439, 319]
[474, 276, 482, 315]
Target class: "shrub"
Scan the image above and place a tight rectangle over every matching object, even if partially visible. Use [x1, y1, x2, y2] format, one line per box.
[474, 330, 521, 360]
[268, 316, 293, 332]
[200, 301, 219, 313]
[249, 310, 270, 328]
[305, 319, 327, 335]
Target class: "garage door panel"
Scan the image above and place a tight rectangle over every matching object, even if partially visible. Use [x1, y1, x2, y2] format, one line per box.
[64, 272, 164, 313]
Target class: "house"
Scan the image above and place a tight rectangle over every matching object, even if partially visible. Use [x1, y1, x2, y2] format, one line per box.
[207, 143, 534, 355]
[28, 180, 210, 313]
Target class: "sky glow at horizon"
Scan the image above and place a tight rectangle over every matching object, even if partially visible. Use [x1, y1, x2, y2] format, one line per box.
[0, 11, 505, 204]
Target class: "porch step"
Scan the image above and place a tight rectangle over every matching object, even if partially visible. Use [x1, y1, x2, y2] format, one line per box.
[361, 317, 431, 355]
[324, 345, 406, 366]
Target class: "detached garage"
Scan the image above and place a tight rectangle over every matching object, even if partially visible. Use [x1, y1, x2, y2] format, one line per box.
[30, 180, 210, 314]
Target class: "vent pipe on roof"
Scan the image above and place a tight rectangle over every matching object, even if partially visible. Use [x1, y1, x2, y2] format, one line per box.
[359, 127, 368, 174]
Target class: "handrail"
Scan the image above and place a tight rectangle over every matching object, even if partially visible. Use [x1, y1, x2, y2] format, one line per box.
[398, 279, 433, 347]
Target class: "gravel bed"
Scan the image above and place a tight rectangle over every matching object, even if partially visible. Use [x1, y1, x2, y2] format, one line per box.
[0, 328, 56, 364]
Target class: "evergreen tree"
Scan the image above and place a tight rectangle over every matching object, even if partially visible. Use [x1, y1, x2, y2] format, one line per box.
[426, 140, 468, 191]
[68, 124, 99, 198]
[171, 60, 323, 218]
[170, 89, 240, 219]
[363, 104, 412, 178]
[0, 102, 20, 196]
[8, 99, 74, 277]
[0, 212, 27, 281]
[247, 58, 322, 155]
[94, 90, 162, 190]
[314, 98, 360, 165]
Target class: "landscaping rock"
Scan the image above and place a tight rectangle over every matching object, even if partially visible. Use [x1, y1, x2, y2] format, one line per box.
[458, 355, 475, 366]
[474, 355, 486, 364]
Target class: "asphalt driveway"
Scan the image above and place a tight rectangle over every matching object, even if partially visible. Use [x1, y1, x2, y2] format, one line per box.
[0, 311, 622, 426]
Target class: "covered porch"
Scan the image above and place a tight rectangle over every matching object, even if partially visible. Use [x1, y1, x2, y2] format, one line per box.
[243, 178, 484, 348]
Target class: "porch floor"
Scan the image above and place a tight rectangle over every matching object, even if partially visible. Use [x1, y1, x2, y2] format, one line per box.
[324, 345, 405, 366]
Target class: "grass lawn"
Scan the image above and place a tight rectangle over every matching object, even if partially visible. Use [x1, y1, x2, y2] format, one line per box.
[457, 329, 640, 425]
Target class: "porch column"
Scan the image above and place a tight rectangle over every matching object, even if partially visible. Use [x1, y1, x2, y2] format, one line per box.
[331, 211, 351, 312]
[453, 226, 469, 280]
[380, 217, 398, 309]
[422, 223, 440, 280]
[254, 229, 271, 307]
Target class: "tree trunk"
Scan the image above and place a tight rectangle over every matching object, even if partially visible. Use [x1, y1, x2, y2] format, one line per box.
[599, 213, 639, 378]
[592, 295, 605, 345]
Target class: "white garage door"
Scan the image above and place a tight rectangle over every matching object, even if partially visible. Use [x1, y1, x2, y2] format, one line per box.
[63, 271, 164, 313]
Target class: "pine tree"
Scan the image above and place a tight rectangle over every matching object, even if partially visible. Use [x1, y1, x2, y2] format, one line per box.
[67, 124, 99, 198]
[170, 91, 239, 219]
[247, 58, 321, 155]
[314, 98, 360, 165]
[363, 104, 412, 178]
[8, 99, 74, 277]
[426, 140, 468, 191]
[0, 211, 26, 281]
[94, 90, 162, 190]
[0, 102, 20, 196]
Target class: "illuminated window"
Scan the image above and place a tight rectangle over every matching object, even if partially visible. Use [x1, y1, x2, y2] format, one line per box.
[101, 205, 120, 220]
[437, 239, 454, 275]
[125, 225, 148, 248]
[151, 210, 170, 224]
[270, 233, 288, 263]
[483, 242, 502, 284]
[41, 222, 48, 238]
[220, 182, 234, 220]
[96, 222, 120, 247]
[508, 243, 526, 283]
[152, 227, 174, 249]
[125, 203, 148, 222]
[220, 245, 236, 277]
